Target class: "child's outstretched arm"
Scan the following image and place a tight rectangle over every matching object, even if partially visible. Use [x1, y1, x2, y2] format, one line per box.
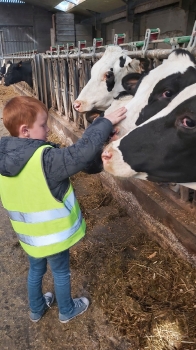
[43, 107, 127, 181]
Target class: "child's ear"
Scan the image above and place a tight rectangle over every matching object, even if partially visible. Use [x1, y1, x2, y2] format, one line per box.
[19, 124, 29, 138]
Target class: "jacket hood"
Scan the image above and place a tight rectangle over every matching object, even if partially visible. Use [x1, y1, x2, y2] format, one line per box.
[0, 137, 58, 177]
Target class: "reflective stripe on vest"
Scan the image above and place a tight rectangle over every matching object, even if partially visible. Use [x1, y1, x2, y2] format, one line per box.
[7, 190, 76, 223]
[16, 210, 83, 246]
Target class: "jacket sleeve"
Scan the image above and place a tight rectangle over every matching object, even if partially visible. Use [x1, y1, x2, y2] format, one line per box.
[43, 116, 113, 183]
[82, 149, 103, 174]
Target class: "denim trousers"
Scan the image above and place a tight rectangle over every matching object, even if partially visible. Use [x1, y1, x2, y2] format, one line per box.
[27, 249, 74, 315]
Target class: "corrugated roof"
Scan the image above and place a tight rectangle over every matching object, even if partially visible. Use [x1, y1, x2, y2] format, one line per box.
[17, 0, 125, 13]
[0, 0, 25, 3]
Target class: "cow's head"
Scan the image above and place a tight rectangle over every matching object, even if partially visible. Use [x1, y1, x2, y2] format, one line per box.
[0, 63, 6, 75]
[105, 49, 196, 141]
[73, 46, 143, 113]
[4, 60, 32, 88]
[4, 61, 23, 86]
[0, 63, 7, 84]
[102, 83, 196, 187]
[5, 60, 12, 74]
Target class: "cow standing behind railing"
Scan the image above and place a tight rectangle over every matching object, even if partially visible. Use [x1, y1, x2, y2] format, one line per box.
[0, 63, 6, 85]
[101, 50, 196, 186]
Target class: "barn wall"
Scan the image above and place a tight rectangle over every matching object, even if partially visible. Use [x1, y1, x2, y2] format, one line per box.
[106, 18, 132, 45]
[104, 4, 192, 46]
[138, 5, 188, 42]
[55, 13, 93, 47]
[0, 3, 52, 54]
[55, 13, 75, 45]
[76, 24, 92, 47]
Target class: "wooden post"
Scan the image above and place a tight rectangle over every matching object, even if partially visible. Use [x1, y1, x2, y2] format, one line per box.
[51, 14, 56, 46]
[111, 28, 115, 44]
[180, 186, 189, 202]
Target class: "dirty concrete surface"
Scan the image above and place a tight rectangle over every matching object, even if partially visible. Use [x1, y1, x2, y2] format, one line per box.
[0, 85, 196, 350]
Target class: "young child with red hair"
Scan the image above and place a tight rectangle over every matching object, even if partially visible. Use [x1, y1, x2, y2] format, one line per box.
[0, 96, 126, 323]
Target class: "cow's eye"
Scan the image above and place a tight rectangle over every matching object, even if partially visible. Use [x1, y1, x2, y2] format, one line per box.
[163, 90, 172, 98]
[104, 71, 114, 81]
[181, 117, 196, 128]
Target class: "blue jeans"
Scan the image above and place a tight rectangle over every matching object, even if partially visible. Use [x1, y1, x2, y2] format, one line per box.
[28, 250, 74, 315]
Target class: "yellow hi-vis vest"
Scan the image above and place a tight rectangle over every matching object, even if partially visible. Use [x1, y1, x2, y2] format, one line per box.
[0, 145, 86, 258]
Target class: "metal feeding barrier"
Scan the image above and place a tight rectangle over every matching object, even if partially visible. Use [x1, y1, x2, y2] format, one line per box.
[2, 21, 196, 206]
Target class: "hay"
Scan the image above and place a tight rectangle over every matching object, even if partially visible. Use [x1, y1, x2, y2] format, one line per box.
[146, 321, 182, 350]
[0, 85, 18, 107]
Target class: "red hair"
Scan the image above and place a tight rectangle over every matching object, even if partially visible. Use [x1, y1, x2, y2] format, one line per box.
[3, 96, 48, 136]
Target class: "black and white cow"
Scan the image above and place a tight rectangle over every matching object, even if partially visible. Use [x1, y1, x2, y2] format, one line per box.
[106, 49, 196, 141]
[73, 45, 147, 113]
[0, 60, 13, 85]
[102, 83, 196, 188]
[4, 60, 33, 88]
[0, 63, 6, 85]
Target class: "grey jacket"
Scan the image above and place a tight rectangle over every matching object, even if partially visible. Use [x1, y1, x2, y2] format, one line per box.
[0, 117, 113, 201]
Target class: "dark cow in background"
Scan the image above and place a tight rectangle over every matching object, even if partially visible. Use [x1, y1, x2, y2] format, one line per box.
[0, 60, 13, 85]
[102, 50, 196, 189]
[4, 60, 33, 88]
[0, 63, 6, 85]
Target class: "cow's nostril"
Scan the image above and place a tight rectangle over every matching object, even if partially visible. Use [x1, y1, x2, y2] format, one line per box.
[102, 150, 112, 161]
[73, 100, 82, 111]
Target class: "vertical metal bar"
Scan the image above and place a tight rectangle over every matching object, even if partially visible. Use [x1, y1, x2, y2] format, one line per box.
[36, 54, 44, 102]
[59, 58, 69, 119]
[47, 58, 56, 109]
[73, 59, 79, 124]
[53, 59, 61, 114]
[40, 55, 48, 108]
[31, 58, 39, 99]
[67, 59, 73, 122]
[68, 58, 79, 125]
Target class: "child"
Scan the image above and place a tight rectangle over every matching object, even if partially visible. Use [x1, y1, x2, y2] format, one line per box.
[0, 96, 126, 323]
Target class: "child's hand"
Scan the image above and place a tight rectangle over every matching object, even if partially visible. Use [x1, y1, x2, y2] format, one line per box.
[104, 107, 127, 125]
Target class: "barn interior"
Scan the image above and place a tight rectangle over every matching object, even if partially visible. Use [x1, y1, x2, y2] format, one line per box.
[0, 0, 196, 54]
[1, 1, 196, 349]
